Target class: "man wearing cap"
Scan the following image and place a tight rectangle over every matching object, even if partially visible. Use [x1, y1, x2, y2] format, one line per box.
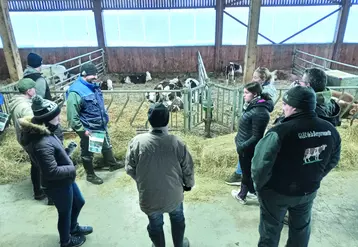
[66, 62, 122, 185]
[125, 102, 194, 247]
[9, 78, 47, 201]
[19, 95, 92, 247]
[251, 86, 341, 247]
[23, 52, 52, 100]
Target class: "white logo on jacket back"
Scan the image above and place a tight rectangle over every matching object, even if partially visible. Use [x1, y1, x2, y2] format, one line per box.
[303, 144, 327, 164]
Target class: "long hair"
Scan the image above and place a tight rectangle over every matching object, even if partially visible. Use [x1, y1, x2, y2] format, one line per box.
[244, 82, 271, 101]
[254, 67, 272, 83]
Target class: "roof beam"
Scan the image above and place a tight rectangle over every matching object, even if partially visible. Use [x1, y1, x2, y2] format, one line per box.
[0, 0, 23, 82]
[93, 0, 105, 49]
[243, 0, 261, 84]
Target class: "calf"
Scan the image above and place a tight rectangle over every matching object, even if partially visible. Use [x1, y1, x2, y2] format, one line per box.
[184, 78, 203, 103]
[121, 71, 152, 84]
[100, 79, 114, 91]
[41, 64, 69, 85]
[224, 62, 243, 83]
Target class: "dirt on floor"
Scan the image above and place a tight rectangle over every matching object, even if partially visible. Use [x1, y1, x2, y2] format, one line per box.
[1, 169, 358, 247]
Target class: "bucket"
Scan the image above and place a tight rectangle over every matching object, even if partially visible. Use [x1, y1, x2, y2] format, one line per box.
[88, 130, 106, 153]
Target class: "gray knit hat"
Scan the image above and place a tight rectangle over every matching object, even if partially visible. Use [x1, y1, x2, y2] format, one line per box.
[31, 95, 61, 123]
[283, 86, 316, 111]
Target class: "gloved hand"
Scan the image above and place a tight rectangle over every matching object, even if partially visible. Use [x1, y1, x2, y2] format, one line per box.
[183, 186, 192, 192]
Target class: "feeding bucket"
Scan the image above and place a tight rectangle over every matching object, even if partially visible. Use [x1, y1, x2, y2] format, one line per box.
[88, 130, 106, 153]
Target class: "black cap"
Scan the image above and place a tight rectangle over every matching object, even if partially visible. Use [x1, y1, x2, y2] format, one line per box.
[283, 86, 316, 111]
[27, 53, 43, 68]
[148, 103, 170, 128]
[80, 63, 98, 77]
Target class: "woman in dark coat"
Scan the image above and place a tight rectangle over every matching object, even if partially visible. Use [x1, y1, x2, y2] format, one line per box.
[19, 95, 92, 247]
[231, 82, 274, 204]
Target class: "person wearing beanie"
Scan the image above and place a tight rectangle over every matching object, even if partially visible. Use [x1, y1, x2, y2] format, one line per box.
[66, 62, 122, 185]
[18, 95, 92, 247]
[251, 86, 341, 247]
[23, 52, 52, 101]
[125, 102, 194, 247]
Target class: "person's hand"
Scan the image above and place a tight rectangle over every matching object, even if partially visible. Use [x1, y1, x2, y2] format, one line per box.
[84, 130, 91, 137]
[183, 186, 192, 192]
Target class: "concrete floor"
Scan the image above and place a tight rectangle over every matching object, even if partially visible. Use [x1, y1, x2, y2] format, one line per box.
[0, 170, 358, 247]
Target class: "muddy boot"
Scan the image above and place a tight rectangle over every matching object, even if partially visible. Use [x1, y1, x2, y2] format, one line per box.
[82, 157, 103, 185]
[102, 148, 124, 172]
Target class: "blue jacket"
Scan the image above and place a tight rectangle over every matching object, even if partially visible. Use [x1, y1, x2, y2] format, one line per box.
[66, 77, 108, 131]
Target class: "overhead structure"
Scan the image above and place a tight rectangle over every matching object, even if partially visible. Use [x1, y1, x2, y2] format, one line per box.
[0, 0, 23, 82]
[242, 0, 261, 83]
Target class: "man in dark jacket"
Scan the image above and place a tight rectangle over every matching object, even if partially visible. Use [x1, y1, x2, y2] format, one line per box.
[251, 86, 341, 247]
[23, 53, 52, 101]
[19, 95, 92, 247]
[66, 63, 123, 185]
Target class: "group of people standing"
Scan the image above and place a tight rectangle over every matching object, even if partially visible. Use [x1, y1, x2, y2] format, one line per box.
[226, 67, 341, 246]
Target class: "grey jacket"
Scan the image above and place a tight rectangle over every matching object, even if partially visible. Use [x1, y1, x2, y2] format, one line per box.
[23, 66, 49, 99]
[8, 95, 33, 143]
[125, 127, 195, 215]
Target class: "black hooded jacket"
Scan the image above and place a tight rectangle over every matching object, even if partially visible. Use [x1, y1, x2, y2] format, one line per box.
[235, 97, 274, 155]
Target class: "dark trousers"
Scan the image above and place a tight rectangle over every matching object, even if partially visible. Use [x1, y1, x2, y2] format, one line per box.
[30, 158, 42, 196]
[79, 130, 112, 159]
[258, 189, 317, 247]
[45, 182, 85, 245]
[238, 151, 255, 198]
[147, 203, 186, 247]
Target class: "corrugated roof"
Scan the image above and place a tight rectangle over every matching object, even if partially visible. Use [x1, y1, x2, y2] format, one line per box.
[7, 0, 354, 12]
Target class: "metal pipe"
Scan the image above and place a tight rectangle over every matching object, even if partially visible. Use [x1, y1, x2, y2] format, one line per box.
[224, 10, 276, 44]
[52, 49, 104, 67]
[279, 7, 341, 44]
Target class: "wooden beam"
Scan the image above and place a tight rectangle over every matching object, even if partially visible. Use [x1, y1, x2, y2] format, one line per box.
[0, 0, 23, 82]
[331, 0, 351, 63]
[214, 0, 224, 71]
[243, 0, 261, 83]
[93, 0, 105, 49]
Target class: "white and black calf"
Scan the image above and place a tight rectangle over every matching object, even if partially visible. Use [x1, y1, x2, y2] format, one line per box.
[184, 78, 203, 103]
[224, 62, 243, 83]
[121, 71, 152, 84]
[41, 64, 70, 85]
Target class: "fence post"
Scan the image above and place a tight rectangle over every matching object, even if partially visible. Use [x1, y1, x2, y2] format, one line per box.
[183, 88, 190, 133]
[236, 86, 244, 130]
[204, 81, 213, 138]
[230, 89, 238, 132]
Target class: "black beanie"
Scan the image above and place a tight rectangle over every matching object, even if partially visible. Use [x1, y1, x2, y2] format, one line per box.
[283, 86, 316, 111]
[31, 95, 61, 123]
[27, 53, 43, 68]
[148, 103, 170, 128]
[80, 63, 98, 77]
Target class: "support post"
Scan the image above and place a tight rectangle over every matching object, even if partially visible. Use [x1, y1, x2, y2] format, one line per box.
[214, 0, 224, 72]
[0, 0, 23, 82]
[242, 0, 261, 84]
[93, 0, 105, 49]
[331, 0, 351, 64]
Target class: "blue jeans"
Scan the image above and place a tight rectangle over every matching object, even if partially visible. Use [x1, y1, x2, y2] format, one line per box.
[45, 182, 85, 244]
[258, 189, 317, 247]
[147, 203, 186, 247]
[235, 160, 242, 175]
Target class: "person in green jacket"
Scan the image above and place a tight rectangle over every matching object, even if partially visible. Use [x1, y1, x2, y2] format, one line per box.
[66, 63, 123, 185]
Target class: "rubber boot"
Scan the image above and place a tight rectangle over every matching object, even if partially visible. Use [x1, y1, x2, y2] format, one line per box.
[82, 157, 103, 185]
[147, 225, 165, 247]
[102, 149, 124, 172]
[171, 218, 186, 247]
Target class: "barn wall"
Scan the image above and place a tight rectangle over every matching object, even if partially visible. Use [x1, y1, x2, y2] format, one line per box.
[1, 44, 358, 80]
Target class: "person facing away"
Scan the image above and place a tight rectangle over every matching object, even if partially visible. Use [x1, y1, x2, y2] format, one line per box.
[23, 52, 53, 100]
[125, 102, 195, 247]
[230, 82, 274, 205]
[18, 95, 93, 247]
[251, 86, 341, 247]
[66, 62, 123, 185]
[225, 67, 277, 186]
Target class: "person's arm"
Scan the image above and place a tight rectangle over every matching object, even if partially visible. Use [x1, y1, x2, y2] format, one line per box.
[251, 131, 281, 191]
[178, 141, 195, 188]
[321, 134, 341, 179]
[35, 78, 48, 99]
[239, 109, 270, 152]
[19, 102, 34, 118]
[34, 142, 76, 181]
[125, 139, 138, 180]
[66, 92, 85, 133]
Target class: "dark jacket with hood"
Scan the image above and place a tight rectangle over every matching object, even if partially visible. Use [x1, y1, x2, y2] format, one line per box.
[315, 88, 341, 127]
[235, 97, 274, 155]
[252, 111, 341, 196]
[18, 116, 76, 188]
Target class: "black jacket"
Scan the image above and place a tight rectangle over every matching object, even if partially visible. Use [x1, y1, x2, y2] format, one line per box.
[19, 116, 76, 188]
[235, 97, 274, 155]
[252, 111, 341, 196]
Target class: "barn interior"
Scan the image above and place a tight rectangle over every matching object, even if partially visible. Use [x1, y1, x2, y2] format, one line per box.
[1, 0, 358, 246]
